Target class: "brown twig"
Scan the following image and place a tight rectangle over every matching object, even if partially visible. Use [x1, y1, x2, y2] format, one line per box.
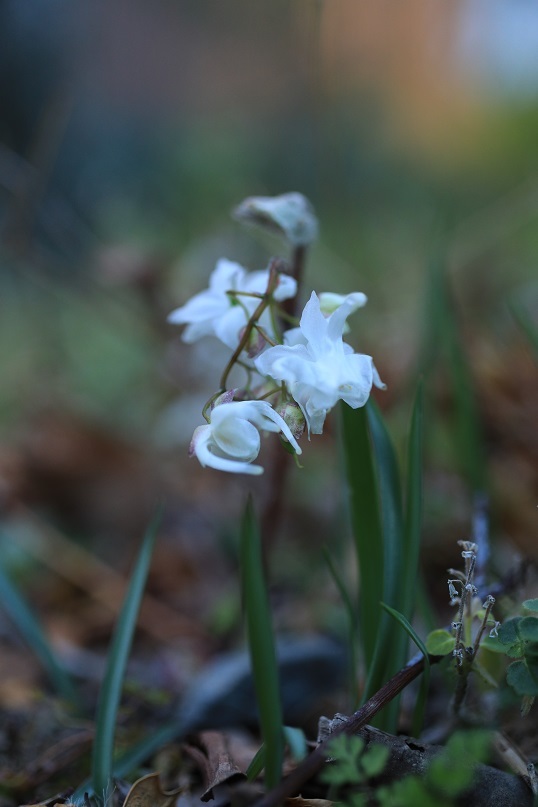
[252, 652, 441, 807]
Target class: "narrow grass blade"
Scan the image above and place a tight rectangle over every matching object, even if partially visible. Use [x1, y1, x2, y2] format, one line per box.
[340, 404, 383, 670]
[422, 255, 486, 492]
[363, 401, 405, 731]
[240, 496, 283, 790]
[0, 559, 79, 707]
[381, 602, 430, 737]
[91, 508, 162, 798]
[401, 381, 424, 622]
[246, 744, 266, 781]
[245, 729, 307, 783]
[322, 546, 359, 706]
[366, 400, 404, 615]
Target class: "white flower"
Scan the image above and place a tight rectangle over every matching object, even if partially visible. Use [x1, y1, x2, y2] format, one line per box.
[168, 258, 296, 350]
[233, 192, 319, 246]
[255, 291, 385, 435]
[189, 399, 302, 475]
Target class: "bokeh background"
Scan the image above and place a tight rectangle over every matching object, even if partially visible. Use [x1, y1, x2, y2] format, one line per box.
[0, 0, 537, 728]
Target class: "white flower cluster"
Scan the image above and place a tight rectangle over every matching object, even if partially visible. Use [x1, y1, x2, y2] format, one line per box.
[168, 196, 384, 475]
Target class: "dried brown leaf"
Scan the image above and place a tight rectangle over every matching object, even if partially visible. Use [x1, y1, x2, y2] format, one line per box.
[122, 772, 183, 807]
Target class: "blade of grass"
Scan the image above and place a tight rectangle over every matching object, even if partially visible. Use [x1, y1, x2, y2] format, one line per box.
[0, 556, 79, 708]
[381, 602, 430, 737]
[366, 400, 404, 615]
[246, 744, 267, 781]
[322, 545, 359, 706]
[363, 401, 405, 731]
[91, 508, 162, 798]
[401, 381, 424, 622]
[240, 496, 283, 790]
[422, 254, 485, 492]
[340, 404, 383, 671]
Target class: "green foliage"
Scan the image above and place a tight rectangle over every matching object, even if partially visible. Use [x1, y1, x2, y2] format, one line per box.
[322, 730, 490, 807]
[90, 509, 162, 800]
[523, 599, 538, 613]
[340, 385, 424, 732]
[425, 629, 456, 656]
[321, 733, 389, 795]
[377, 730, 491, 807]
[246, 727, 307, 782]
[240, 497, 284, 789]
[497, 615, 538, 701]
[381, 602, 431, 736]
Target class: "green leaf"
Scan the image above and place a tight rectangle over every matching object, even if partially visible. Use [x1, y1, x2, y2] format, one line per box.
[321, 735, 365, 787]
[380, 602, 431, 738]
[421, 253, 486, 491]
[498, 618, 522, 646]
[506, 642, 526, 659]
[246, 744, 266, 781]
[360, 744, 390, 778]
[381, 603, 430, 663]
[518, 617, 538, 643]
[522, 599, 538, 613]
[340, 404, 384, 672]
[507, 660, 538, 697]
[363, 402, 405, 730]
[91, 508, 162, 796]
[0, 560, 79, 708]
[401, 382, 424, 622]
[427, 730, 490, 797]
[240, 497, 283, 790]
[283, 726, 308, 762]
[322, 546, 359, 705]
[425, 629, 456, 656]
[480, 635, 506, 654]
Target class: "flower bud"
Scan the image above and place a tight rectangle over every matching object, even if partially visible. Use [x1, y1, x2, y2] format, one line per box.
[233, 192, 319, 247]
[212, 389, 236, 409]
[277, 401, 306, 444]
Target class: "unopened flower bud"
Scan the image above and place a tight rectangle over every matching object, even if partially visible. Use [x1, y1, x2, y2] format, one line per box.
[233, 192, 318, 247]
[277, 401, 306, 444]
[212, 389, 237, 409]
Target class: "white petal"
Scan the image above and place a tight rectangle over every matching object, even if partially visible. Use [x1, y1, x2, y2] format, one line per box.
[192, 424, 263, 475]
[209, 259, 246, 292]
[299, 292, 328, 355]
[319, 291, 367, 317]
[214, 306, 249, 350]
[212, 416, 261, 461]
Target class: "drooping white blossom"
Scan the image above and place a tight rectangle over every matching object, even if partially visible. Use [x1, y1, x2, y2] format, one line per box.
[168, 258, 296, 350]
[189, 399, 302, 475]
[255, 291, 385, 435]
[233, 192, 319, 246]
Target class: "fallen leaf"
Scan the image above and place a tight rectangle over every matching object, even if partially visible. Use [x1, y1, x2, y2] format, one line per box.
[122, 772, 183, 807]
[185, 731, 246, 801]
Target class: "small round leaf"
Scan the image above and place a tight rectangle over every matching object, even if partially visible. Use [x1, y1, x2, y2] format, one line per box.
[506, 660, 538, 697]
[425, 629, 456, 656]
